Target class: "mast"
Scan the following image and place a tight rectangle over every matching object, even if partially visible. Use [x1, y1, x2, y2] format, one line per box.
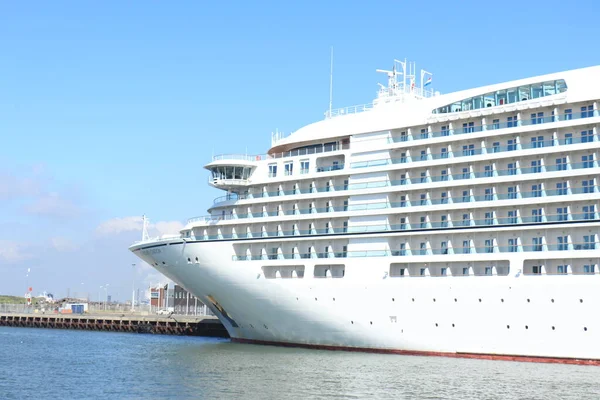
[142, 215, 150, 241]
[329, 46, 334, 117]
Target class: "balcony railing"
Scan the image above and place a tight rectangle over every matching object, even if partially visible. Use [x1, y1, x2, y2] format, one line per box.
[198, 183, 598, 223]
[391, 109, 599, 144]
[189, 212, 599, 241]
[194, 175, 600, 223]
[206, 142, 598, 205]
[211, 154, 259, 162]
[316, 164, 345, 173]
[212, 142, 349, 163]
[351, 133, 598, 169]
[233, 241, 599, 261]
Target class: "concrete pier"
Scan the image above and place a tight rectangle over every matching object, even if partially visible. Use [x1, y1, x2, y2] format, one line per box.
[0, 313, 229, 338]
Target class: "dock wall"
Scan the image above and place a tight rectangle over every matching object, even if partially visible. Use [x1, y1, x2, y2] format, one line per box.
[0, 313, 229, 338]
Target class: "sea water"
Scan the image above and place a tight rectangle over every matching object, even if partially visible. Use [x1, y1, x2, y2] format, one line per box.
[0, 327, 599, 399]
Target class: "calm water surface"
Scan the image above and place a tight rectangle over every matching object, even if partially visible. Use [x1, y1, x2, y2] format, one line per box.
[1, 327, 599, 399]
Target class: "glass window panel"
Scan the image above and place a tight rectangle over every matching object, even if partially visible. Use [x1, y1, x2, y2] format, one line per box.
[531, 83, 543, 99]
[484, 93, 495, 107]
[497, 90, 507, 105]
[507, 88, 517, 104]
[519, 86, 530, 101]
[543, 81, 556, 96]
[434, 80, 567, 114]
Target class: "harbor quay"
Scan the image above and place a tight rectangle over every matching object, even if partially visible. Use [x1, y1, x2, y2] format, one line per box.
[0, 312, 229, 338]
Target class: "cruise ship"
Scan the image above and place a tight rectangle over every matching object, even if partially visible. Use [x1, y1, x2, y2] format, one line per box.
[131, 60, 600, 365]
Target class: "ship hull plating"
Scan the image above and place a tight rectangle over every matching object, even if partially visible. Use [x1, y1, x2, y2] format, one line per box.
[132, 240, 600, 363]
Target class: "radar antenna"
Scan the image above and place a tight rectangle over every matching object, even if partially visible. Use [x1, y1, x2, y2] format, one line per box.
[376, 59, 408, 96]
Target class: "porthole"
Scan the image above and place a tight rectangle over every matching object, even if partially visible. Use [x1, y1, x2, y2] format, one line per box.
[580, 299, 584, 303]
[195, 257, 199, 262]
[584, 327, 588, 331]
[507, 325, 510, 329]
[370, 321, 373, 325]
[249, 324, 254, 328]
[187, 257, 191, 262]
[162, 261, 166, 265]
[478, 299, 482, 303]
[454, 298, 457, 302]
[551, 299, 555, 303]
[333, 298, 335, 301]
[552, 326, 555, 330]
[452, 323, 455, 328]
[296, 297, 298, 301]
[315, 297, 317, 301]
[527, 299, 531, 303]
[433, 298, 436, 302]
[264, 325, 268, 330]
[351, 321, 354, 324]
[501, 299, 504, 303]
[435, 323, 438, 327]
[525, 325, 529, 330]
[412, 298, 415, 302]
[392, 298, 395, 302]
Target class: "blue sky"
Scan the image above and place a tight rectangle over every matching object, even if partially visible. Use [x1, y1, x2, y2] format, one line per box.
[1, 1, 599, 299]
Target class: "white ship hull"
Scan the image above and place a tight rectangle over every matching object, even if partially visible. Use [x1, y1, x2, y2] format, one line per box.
[132, 239, 600, 364]
[132, 62, 600, 364]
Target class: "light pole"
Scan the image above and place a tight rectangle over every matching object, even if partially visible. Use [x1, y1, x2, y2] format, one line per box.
[131, 263, 136, 312]
[101, 284, 109, 311]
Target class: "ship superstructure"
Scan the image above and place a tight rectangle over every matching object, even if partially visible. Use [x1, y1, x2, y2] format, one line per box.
[131, 60, 600, 364]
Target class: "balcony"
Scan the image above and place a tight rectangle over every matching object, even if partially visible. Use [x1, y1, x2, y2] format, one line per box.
[212, 142, 350, 164]
[316, 163, 345, 173]
[392, 109, 598, 145]
[189, 184, 600, 225]
[352, 132, 599, 170]
[233, 241, 600, 261]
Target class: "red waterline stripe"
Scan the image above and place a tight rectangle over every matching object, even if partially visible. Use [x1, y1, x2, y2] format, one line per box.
[231, 338, 600, 366]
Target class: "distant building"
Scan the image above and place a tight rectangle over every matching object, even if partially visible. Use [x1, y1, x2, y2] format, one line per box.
[149, 283, 206, 315]
[36, 291, 55, 303]
[149, 284, 167, 308]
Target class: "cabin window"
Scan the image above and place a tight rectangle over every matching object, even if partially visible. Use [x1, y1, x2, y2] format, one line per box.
[268, 164, 277, 178]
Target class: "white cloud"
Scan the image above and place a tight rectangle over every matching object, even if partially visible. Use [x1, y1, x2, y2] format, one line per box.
[95, 216, 184, 237]
[0, 173, 41, 200]
[153, 220, 185, 236]
[50, 237, 78, 252]
[96, 216, 143, 235]
[23, 192, 81, 218]
[0, 240, 33, 263]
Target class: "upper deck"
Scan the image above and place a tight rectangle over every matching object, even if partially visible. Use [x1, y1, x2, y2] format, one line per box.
[267, 63, 600, 155]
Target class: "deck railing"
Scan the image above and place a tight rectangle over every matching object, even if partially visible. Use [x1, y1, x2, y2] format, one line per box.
[233, 241, 599, 261]
[188, 212, 599, 241]
[212, 142, 349, 163]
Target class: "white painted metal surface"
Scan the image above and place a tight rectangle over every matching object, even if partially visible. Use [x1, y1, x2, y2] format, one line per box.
[131, 61, 600, 361]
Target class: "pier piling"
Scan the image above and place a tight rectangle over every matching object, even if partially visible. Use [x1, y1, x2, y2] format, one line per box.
[0, 313, 228, 338]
